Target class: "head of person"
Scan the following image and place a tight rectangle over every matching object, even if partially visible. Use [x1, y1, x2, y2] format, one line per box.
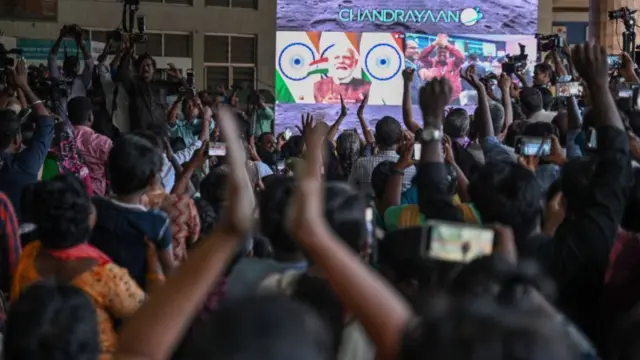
[5, 281, 100, 360]
[257, 132, 276, 153]
[402, 295, 576, 360]
[437, 47, 449, 62]
[109, 134, 163, 198]
[335, 130, 361, 177]
[468, 53, 479, 63]
[405, 39, 420, 61]
[468, 162, 542, 250]
[0, 108, 22, 153]
[282, 134, 305, 158]
[136, 53, 157, 82]
[325, 182, 368, 256]
[519, 87, 544, 117]
[32, 174, 94, 250]
[374, 116, 403, 151]
[328, 45, 359, 83]
[371, 160, 394, 207]
[67, 96, 94, 127]
[473, 100, 505, 135]
[259, 176, 300, 258]
[182, 97, 200, 120]
[62, 55, 80, 77]
[537, 87, 554, 111]
[444, 108, 470, 138]
[172, 295, 331, 360]
[533, 63, 553, 86]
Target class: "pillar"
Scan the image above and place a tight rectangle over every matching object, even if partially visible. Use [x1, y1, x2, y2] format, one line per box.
[590, 0, 640, 53]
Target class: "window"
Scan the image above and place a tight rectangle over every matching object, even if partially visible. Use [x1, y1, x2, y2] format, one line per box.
[205, 0, 256, 8]
[135, 33, 163, 57]
[204, 34, 256, 89]
[164, 33, 191, 57]
[204, 35, 229, 63]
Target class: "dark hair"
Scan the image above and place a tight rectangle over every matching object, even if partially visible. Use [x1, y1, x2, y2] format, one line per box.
[371, 160, 395, 201]
[520, 87, 544, 115]
[444, 108, 470, 138]
[522, 121, 560, 138]
[468, 162, 542, 248]
[5, 282, 100, 360]
[136, 53, 157, 72]
[375, 116, 402, 149]
[259, 176, 299, 255]
[108, 134, 163, 196]
[172, 295, 331, 360]
[335, 131, 361, 178]
[67, 96, 93, 126]
[325, 182, 367, 253]
[402, 295, 577, 360]
[534, 63, 553, 77]
[292, 275, 345, 358]
[474, 101, 505, 135]
[560, 156, 598, 216]
[282, 135, 305, 158]
[537, 87, 554, 111]
[0, 109, 21, 150]
[32, 174, 91, 250]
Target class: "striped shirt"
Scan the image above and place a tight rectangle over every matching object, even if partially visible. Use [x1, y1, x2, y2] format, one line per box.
[348, 150, 416, 193]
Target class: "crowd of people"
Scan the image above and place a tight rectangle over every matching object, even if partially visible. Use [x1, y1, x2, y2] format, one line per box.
[2, 23, 640, 360]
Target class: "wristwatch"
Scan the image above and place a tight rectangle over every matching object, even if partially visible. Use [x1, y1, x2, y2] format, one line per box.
[420, 127, 444, 143]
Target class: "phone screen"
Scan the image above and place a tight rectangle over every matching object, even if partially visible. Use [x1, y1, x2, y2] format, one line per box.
[276, 159, 286, 173]
[556, 81, 583, 97]
[208, 142, 226, 156]
[515, 136, 551, 157]
[426, 221, 494, 263]
[413, 143, 422, 161]
[608, 55, 622, 69]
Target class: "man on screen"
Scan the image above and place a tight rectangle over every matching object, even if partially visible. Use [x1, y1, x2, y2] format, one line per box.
[314, 45, 371, 104]
[416, 34, 465, 104]
[404, 38, 424, 104]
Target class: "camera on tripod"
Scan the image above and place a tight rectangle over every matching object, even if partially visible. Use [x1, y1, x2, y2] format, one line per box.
[609, 7, 638, 61]
[609, 7, 637, 20]
[502, 43, 528, 75]
[535, 33, 564, 52]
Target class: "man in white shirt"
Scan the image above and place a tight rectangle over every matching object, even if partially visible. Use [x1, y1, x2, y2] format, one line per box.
[520, 87, 556, 123]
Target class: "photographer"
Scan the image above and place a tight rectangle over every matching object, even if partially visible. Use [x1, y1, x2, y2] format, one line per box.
[48, 25, 93, 110]
[0, 59, 52, 219]
[117, 38, 184, 135]
[247, 91, 274, 138]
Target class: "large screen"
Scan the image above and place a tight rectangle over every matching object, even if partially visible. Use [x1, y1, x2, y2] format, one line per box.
[275, 0, 540, 134]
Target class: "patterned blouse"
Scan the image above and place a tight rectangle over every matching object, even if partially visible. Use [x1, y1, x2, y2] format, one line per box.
[160, 194, 201, 265]
[11, 241, 145, 360]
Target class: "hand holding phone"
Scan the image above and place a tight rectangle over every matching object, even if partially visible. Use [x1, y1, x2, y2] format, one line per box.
[422, 220, 495, 263]
[208, 142, 226, 156]
[515, 136, 551, 157]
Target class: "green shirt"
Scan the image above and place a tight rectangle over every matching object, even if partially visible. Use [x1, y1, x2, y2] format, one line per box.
[251, 106, 275, 137]
[168, 117, 215, 148]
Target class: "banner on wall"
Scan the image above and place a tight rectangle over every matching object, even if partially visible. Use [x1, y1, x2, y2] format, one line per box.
[16, 38, 92, 62]
[0, 0, 57, 21]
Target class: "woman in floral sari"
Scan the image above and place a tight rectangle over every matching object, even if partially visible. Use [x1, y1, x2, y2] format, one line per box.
[11, 175, 159, 359]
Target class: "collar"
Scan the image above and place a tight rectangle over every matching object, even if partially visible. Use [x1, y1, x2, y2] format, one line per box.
[109, 197, 148, 211]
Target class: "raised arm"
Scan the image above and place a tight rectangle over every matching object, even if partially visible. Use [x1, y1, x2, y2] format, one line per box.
[326, 95, 347, 142]
[498, 74, 513, 138]
[48, 28, 65, 80]
[115, 107, 254, 360]
[402, 68, 420, 133]
[76, 33, 93, 89]
[287, 125, 412, 360]
[357, 94, 375, 144]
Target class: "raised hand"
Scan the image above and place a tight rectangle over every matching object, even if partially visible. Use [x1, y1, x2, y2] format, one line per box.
[339, 94, 347, 118]
[287, 124, 326, 239]
[167, 63, 182, 79]
[402, 68, 415, 83]
[460, 64, 483, 90]
[11, 59, 28, 89]
[419, 77, 452, 127]
[296, 113, 314, 136]
[217, 106, 254, 236]
[498, 73, 512, 91]
[357, 93, 368, 119]
[571, 42, 608, 87]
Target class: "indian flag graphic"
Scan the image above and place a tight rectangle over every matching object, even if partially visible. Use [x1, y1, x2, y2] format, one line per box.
[359, 32, 405, 105]
[275, 31, 322, 104]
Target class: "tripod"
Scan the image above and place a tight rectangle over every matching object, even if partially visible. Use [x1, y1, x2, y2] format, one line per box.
[622, 17, 636, 62]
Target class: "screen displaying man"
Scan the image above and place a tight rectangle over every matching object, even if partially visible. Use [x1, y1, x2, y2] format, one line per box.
[313, 45, 371, 103]
[404, 38, 423, 104]
[416, 34, 465, 104]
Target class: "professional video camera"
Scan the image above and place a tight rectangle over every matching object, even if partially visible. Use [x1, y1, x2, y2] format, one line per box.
[609, 7, 638, 59]
[502, 43, 528, 76]
[535, 33, 564, 52]
[0, 44, 23, 87]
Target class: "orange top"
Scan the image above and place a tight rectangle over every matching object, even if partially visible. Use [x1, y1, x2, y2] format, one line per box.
[11, 241, 145, 360]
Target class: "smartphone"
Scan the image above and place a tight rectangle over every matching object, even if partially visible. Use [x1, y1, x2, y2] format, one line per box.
[515, 136, 551, 157]
[413, 143, 422, 161]
[283, 128, 292, 141]
[365, 207, 375, 262]
[276, 159, 286, 173]
[584, 127, 597, 150]
[556, 81, 583, 97]
[421, 220, 495, 263]
[608, 55, 622, 69]
[208, 142, 226, 156]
